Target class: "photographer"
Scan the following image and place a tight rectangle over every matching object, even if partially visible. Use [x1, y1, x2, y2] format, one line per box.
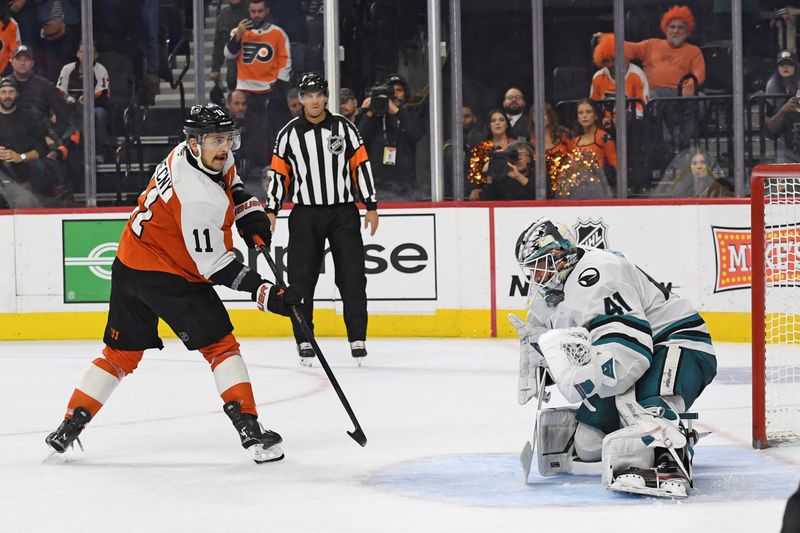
[480, 141, 536, 201]
[358, 74, 424, 201]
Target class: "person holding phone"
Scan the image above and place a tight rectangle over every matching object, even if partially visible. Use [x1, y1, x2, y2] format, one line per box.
[225, 0, 291, 164]
[766, 50, 800, 163]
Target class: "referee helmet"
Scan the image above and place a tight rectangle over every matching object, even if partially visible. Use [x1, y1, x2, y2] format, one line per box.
[297, 72, 329, 96]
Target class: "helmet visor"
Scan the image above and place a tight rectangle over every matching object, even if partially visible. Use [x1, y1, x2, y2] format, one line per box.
[201, 130, 241, 151]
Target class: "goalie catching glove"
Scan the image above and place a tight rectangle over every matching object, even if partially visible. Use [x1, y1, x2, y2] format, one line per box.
[255, 283, 303, 316]
[233, 186, 271, 249]
[537, 327, 618, 411]
[508, 313, 550, 405]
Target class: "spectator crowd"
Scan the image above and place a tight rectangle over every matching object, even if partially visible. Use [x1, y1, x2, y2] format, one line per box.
[14, 0, 800, 207]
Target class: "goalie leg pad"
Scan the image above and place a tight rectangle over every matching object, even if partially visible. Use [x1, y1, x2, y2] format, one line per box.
[601, 424, 655, 488]
[536, 406, 578, 476]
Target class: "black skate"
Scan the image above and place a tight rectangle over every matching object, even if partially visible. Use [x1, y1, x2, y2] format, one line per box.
[45, 407, 92, 453]
[350, 341, 367, 367]
[297, 342, 314, 367]
[223, 401, 284, 463]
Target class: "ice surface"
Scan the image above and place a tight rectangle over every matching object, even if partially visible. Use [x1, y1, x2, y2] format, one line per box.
[0, 339, 796, 532]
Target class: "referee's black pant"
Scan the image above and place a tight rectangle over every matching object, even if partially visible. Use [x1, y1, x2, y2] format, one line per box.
[287, 203, 368, 344]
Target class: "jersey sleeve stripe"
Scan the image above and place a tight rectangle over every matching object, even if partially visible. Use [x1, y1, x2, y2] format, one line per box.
[586, 314, 652, 335]
[652, 313, 707, 344]
[594, 333, 653, 362]
[349, 145, 368, 184]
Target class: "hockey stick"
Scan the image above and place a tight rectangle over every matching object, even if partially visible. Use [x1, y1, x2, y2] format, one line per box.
[254, 237, 367, 447]
[520, 367, 548, 481]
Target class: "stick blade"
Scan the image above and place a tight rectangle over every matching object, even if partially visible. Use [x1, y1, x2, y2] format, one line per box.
[348, 427, 367, 447]
[520, 440, 533, 482]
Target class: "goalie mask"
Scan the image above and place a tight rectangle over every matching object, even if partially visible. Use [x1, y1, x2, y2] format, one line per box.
[515, 218, 579, 303]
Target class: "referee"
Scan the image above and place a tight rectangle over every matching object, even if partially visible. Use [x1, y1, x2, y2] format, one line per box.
[266, 72, 379, 364]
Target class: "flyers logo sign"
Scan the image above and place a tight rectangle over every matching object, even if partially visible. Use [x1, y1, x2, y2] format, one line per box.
[713, 224, 800, 292]
[242, 42, 274, 64]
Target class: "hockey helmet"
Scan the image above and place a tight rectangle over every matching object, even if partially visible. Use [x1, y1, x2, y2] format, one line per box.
[183, 103, 239, 150]
[297, 72, 329, 96]
[515, 218, 579, 299]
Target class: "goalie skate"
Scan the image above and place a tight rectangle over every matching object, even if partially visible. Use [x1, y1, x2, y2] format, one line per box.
[609, 462, 690, 499]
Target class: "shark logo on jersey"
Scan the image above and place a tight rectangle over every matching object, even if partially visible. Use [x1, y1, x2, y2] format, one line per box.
[327, 134, 345, 155]
[242, 42, 275, 64]
[578, 267, 600, 287]
[573, 219, 609, 249]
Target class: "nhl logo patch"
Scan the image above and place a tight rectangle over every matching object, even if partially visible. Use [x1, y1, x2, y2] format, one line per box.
[573, 219, 609, 249]
[327, 134, 345, 155]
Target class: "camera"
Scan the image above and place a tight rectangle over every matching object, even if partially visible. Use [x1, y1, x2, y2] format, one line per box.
[487, 147, 519, 179]
[368, 84, 393, 115]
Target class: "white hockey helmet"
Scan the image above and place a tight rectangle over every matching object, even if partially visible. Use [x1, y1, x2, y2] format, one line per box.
[515, 218, 579, 298]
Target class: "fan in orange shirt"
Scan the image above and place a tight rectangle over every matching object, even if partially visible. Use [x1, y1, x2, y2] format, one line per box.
[594, 5, 704, 96]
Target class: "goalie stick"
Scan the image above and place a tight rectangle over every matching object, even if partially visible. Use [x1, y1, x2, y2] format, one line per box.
[254, 236, 367, 447]
[520, 368, 548, 481]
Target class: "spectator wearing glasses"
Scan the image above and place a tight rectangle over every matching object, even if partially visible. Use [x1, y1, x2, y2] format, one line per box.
[502, 87, 530, 141]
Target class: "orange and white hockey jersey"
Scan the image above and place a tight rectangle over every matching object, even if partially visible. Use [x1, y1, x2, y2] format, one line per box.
[225, 23, 291, 93]
[0, 18, 20, 74]
[117, 143, 241, 283]
[590, 63, 649, 118]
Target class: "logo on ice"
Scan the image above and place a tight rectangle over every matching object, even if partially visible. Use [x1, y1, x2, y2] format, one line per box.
[62, 219, 127, 303]
[712, 225, 800, 292]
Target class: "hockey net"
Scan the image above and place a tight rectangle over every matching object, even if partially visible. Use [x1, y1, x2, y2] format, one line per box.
[751, 164, 800, 448]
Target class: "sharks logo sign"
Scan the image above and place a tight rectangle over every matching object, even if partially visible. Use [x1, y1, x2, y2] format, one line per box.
[573, 219, 609, 249]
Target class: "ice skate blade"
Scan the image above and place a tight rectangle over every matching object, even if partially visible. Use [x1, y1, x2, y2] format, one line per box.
[250, 443, 284, 464]
[609, 479, 688, 499]
[299, 357, 314, 367]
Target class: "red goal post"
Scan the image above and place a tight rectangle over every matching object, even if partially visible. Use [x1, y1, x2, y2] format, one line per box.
[751, 164, 800, 449]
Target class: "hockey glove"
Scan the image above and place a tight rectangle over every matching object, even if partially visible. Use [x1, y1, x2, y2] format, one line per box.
[255, 283, 303, 316]
[508, 313, 550, 405]
[538, 327, 618, 411]
[233, 188, 271, 249]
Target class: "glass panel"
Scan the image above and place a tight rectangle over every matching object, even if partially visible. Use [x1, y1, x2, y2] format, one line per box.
[751, 5, 799, 175]
[624, 2, 734, 198]
[339, 0, 430, 202]
[547, 0, 616, 200]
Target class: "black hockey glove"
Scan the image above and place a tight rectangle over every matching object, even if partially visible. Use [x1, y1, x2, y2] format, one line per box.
[233, 188, 271, 249]
[255, 283, 304, 316]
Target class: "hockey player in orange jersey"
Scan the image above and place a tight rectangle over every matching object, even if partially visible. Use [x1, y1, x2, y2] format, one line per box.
[45, 104, 302, 464]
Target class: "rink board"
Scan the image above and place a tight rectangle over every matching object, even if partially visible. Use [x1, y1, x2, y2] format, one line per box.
[0, 200, 755, 341]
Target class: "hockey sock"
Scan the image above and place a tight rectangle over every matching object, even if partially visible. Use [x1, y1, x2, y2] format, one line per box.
[201, 334, 258, 417]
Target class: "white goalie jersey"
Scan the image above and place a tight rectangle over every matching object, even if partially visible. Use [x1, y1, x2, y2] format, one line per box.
[526, 247, 716, 397]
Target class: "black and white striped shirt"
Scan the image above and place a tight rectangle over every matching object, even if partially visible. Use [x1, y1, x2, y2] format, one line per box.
[266, 111, 377, 211]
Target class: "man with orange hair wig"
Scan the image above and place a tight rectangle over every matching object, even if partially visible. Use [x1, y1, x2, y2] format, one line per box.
[590, 33, 650, 121]
[594, 5, 704, 148]
[596, 5, 704, 94]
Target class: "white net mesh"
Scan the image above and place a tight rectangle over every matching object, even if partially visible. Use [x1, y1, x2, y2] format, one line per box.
[762, 177, 800, 444]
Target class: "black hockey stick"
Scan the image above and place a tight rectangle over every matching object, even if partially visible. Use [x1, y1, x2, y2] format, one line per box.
[254, 237, 367, 447]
